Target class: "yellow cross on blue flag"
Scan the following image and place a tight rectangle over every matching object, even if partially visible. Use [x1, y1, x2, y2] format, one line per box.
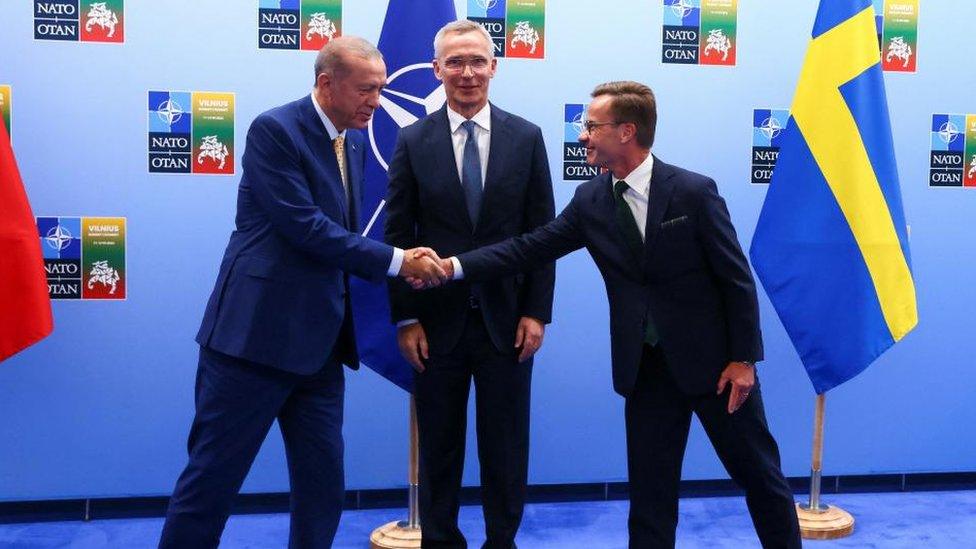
[750, 0, 918, 394]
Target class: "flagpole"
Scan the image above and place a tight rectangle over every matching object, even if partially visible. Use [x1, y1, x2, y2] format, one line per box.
[370, 396, 422, 548]
[407, 394, 420, 528]
[795, 392, 854, 539]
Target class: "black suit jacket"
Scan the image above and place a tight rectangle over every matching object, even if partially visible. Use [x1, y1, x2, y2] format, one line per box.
[457, 158, 762, 396]
[385, 104, 555, 353]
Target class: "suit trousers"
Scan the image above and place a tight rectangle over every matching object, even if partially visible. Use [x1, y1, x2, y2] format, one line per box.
[159, 346, 346, 549]
[415, 310, 531, 549]
[625, 345, 801, 549]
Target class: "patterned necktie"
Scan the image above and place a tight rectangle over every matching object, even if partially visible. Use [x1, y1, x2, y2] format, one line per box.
[460, 120, 483, 227]
[333, 134, 347, 195]
[613, 179, 659, 347]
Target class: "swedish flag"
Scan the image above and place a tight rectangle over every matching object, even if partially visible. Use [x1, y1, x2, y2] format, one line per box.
[750, 0, 917, 393]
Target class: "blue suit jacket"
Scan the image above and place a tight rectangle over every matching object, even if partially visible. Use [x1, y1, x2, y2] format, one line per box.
[384, 104, 555, 353]
[196, 96, 394, 375]
[458, 158, 762, 396]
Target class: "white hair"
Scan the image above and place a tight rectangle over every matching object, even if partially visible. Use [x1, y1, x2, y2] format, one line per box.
[433, 20, 494, 59]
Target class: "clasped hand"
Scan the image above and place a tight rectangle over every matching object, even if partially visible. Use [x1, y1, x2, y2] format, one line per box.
[398, 247, 449, 287]
[403, 252, 454, 290]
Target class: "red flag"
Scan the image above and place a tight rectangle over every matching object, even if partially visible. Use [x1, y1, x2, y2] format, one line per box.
[0, 117, 53, 362]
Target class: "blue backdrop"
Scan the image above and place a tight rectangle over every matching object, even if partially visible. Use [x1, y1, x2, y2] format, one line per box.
[1, 0, 973, 501]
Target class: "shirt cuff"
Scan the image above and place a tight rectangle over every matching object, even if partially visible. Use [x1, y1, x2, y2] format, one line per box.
[387, 247, 405, 277]
[396, 319, 420, 328]
[451, 257, 464, 280]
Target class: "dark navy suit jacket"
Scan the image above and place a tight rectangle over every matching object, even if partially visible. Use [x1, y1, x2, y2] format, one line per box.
[384, 104, 555, 353]
[457, 158, 762, 396]
[196, 96, 394, 375]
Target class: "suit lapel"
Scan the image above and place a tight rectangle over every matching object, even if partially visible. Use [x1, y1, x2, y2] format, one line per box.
[298, 97, 349, 228]
[643, 156, 677, 263]
[346, 135, 362, 232]
[480, 104, 512, 231]
[427, 106, 474, 233]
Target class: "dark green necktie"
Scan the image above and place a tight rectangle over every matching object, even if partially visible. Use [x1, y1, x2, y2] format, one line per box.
[613, 179, 659, 347]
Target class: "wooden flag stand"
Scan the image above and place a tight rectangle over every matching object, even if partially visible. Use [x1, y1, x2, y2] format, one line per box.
[370, 396, 422, 548]
[795, 393, 854, 539]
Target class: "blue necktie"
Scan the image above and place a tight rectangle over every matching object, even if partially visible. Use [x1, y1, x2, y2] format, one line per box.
[461, 120, 483, 227]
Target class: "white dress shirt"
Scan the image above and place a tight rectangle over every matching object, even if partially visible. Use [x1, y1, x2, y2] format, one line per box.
[310, 93, 403, 276]
[446, 103, 491, 186]
[399, 104, 492, 326]
[613, 152, 655, 241]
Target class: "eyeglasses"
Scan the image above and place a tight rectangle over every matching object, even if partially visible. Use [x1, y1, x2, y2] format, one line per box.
[581, 120, 621, 134]
[441, 56, 491, 73]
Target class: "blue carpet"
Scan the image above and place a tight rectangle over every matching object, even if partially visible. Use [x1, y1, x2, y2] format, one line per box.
[1, 491, 974, 548]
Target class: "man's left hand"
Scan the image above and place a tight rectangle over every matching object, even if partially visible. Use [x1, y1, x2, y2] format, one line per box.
[515, 316, 545, 363]
[716, 361, 755, 414]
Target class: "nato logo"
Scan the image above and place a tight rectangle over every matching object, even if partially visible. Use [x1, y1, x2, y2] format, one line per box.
[258, 0, 301, 49]
[148, 91, 193, 174]
[361, 60, 446, 235]
[662, 0, 701, 64]
[751, 109, 788, 184]
[469, 0, 507, 57]
[34, 0, 124, 43]
[258, 0, 341, 51]
[664, 0, 700, 27]
[563, 104, 598, 182]
[929, 114, 966, 187]
[367, 63, 446, 172]
[34, 0, 80, 41]
[37, 216, 82, 299]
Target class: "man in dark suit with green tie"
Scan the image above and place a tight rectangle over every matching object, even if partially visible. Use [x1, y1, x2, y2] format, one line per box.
[437, 81, 801, 548]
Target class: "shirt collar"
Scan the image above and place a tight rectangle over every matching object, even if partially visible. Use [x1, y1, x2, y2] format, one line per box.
[310, 92, 346, 141]
[613, 152, 655, 197]
[447, 103, 492, 134]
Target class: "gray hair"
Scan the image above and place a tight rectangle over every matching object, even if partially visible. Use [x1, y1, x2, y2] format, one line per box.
[433, 20, 494, 59]
[314, 36, 383, 85]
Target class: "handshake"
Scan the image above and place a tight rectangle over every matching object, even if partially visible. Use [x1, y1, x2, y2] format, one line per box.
[397, 247, 455, 289]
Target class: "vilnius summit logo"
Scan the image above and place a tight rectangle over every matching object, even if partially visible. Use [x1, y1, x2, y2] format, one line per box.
[258, 0, 342, 50]
[563, 104, 600, 182]
[930, 114, 976, 188]
[751, 109, 788, 185]
[468, 0, 545, 59]
[874, 0, 919, 73]
[36, 217, 127, 300]
[34, 0, 124, 43]
[148, 91, 236, 175]
[662, 0, 736, 66]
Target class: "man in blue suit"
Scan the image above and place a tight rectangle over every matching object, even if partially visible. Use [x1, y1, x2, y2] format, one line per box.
[384, 20, 555, 549]
[159, 37, 446, 549]
[434, 82, 801, 548]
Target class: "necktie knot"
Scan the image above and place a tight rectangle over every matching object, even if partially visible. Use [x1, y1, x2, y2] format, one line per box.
[614, 179, 629, 199]
[461, 119, 476, 137]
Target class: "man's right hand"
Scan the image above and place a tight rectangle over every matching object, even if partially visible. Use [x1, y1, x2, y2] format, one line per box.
[399, 247, 447, 287]
[406, 257, 455, 290]
[397, 323, 429, 372]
